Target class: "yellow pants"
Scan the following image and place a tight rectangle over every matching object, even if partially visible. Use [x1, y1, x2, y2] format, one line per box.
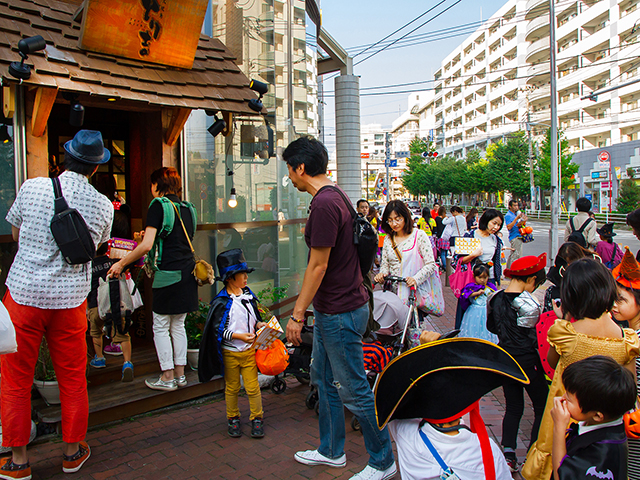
[222, 349, 263, 420]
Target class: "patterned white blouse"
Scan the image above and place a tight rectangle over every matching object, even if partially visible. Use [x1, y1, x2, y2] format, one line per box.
[6, 171, 113, 309]
[379, 229, 436, 286]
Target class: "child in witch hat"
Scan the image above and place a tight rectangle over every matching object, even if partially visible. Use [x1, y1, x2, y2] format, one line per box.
[595, 222, 623, 270]
[197, 249, 267, 438]
[375, 335, 528, 479]
[522, 258, 639, 480]
[486, 253, 549, 473]
[610, 247, 640, 478]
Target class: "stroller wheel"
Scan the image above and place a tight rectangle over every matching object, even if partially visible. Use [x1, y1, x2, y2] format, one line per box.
[295, 374, 310, 385]
[305, 389, 318, 410]
[351, 416, 361, 432]
[271, 377, 287, 394]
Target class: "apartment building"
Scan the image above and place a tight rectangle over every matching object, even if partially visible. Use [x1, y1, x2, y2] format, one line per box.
[430, 0, 640, 158]
[361, 124, 407, 199]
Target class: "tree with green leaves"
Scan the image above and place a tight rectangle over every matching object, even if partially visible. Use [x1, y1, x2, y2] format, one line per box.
[483, 131, 531, 198]
[534, 128, 578, 191]
[617, 168, 640, 213]
[402, 137, 433, 197]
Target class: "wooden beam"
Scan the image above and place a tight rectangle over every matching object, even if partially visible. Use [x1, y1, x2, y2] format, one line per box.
[31, 86, 58, 137]
[3, 84, 15, 118]
[222, 111, 233, 136]
[164, 107, 191, 146]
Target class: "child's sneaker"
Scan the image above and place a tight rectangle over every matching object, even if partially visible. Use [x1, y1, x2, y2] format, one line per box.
[504, 454, 519, 473]
[62, 441, 91, 473]
[251, 418, 264, 438]
[121, 361, 134, 382]
[104, 343, 122, 356]
[90, 355, 106, 368]
[0, 457, 31, 480]
[228, 417, 241, 437]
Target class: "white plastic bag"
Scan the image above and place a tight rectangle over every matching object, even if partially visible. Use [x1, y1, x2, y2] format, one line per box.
[0, 300, 17, 354]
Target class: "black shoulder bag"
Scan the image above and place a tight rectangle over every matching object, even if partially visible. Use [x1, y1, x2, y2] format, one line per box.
[50, 177, 96, 264]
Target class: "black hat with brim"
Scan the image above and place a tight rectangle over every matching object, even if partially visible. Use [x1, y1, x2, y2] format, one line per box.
[216, 248, 255, 283]
[597, 222, 616, 238]
[374, 338, 529, 429]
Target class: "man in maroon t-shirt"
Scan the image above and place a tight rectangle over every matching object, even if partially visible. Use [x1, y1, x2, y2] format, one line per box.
[284, 137, 396, 480]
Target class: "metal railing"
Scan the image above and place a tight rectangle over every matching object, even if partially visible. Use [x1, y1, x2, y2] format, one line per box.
[441, 205, 629, 227]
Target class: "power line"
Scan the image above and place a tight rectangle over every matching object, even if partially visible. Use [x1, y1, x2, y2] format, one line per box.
[354, 0, 463, 67]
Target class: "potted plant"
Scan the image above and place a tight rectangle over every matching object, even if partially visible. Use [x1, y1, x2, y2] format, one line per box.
[185, 300, 208, 370]
[33, 338, 60, 406]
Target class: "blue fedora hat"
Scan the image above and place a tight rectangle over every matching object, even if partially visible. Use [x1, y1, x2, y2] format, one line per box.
[64, 130, 111, 165]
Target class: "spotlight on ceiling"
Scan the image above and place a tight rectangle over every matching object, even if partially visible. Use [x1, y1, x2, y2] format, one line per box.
[228, 187, 237, 208]
[0, 125, 12, 144]
[207, 114, 227, 137]
[248, 79, 269, 113]
[9, 35, 46, 80]
[63, 92, 84, 127]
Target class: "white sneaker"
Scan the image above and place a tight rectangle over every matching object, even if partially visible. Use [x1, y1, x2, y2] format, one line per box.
[175, 375, 187, 387]
[294, 449, 347, 468]
[349, 463, 397, 480]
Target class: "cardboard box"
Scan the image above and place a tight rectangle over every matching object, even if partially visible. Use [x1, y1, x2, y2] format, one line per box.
[253, 316, 284, 350]
[108, 237, 143, 266]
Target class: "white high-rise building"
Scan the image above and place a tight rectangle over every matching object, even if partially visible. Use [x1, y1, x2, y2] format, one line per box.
[427, 0, 640, 157]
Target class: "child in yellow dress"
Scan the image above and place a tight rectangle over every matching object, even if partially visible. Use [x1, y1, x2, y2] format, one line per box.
[522, 258, 639, 479]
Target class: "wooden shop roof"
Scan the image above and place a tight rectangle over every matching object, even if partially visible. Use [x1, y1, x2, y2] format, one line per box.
[0, 0, 261, 114]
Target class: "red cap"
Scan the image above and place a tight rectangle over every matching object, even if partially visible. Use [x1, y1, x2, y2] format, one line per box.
[504, 253, 547, 278]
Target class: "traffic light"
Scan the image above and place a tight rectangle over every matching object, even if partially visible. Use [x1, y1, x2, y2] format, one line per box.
[421, 151, 439, 158]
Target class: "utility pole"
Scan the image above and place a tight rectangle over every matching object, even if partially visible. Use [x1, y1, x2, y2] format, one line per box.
[526, 109, 535, 211]
[385, 132, 392, 202]
[549, 0, 559, 265]
[366, 161, 369, 202]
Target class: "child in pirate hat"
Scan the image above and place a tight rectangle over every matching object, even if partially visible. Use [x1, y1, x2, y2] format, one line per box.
[375, 336, 529, 479]
[197, 249, 267, 439]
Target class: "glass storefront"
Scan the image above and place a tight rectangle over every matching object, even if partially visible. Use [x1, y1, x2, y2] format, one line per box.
[0, 122, 15, 236]
[182, 0, 318, 303]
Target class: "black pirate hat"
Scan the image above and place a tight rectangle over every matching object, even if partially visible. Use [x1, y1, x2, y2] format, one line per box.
[374, 338, 529, 428]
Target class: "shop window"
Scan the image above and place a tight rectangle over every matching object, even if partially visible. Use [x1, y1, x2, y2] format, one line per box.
[0, 123, 15, 236]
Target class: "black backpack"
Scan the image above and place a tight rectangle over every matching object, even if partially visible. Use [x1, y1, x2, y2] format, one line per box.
[50, 177, 96, 264]
[325, 186, 378, 276]
[567, 217, 593, 249]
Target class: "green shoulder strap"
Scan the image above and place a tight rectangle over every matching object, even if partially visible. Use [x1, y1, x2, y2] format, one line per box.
[147, 197, 176, 266]
[182, 201, 198, 232]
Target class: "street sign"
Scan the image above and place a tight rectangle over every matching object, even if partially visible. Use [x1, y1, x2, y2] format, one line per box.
[389, 159, 397, 167]
[361, 153, 370, 158]
[591, 171, 608, 179]
[598, 150, 610, 168]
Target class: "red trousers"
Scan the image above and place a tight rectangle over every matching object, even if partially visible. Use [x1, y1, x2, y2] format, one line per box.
[1, 291, 88, 446]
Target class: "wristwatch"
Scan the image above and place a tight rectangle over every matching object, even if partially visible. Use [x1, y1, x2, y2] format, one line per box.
[290, 315, 304, 324]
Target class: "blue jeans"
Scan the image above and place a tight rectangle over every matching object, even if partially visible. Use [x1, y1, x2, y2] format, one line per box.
[311, 303, 394, 470]
[439, 249, 447, 268]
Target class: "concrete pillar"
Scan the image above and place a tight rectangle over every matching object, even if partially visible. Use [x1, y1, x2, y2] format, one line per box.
[335, 74, 361, 204]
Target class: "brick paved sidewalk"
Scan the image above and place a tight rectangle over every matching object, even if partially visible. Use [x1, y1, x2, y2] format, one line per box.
[7, 278, 537, 479]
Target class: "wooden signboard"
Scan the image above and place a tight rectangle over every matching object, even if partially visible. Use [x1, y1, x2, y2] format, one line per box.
[79, 0, 209, 69]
